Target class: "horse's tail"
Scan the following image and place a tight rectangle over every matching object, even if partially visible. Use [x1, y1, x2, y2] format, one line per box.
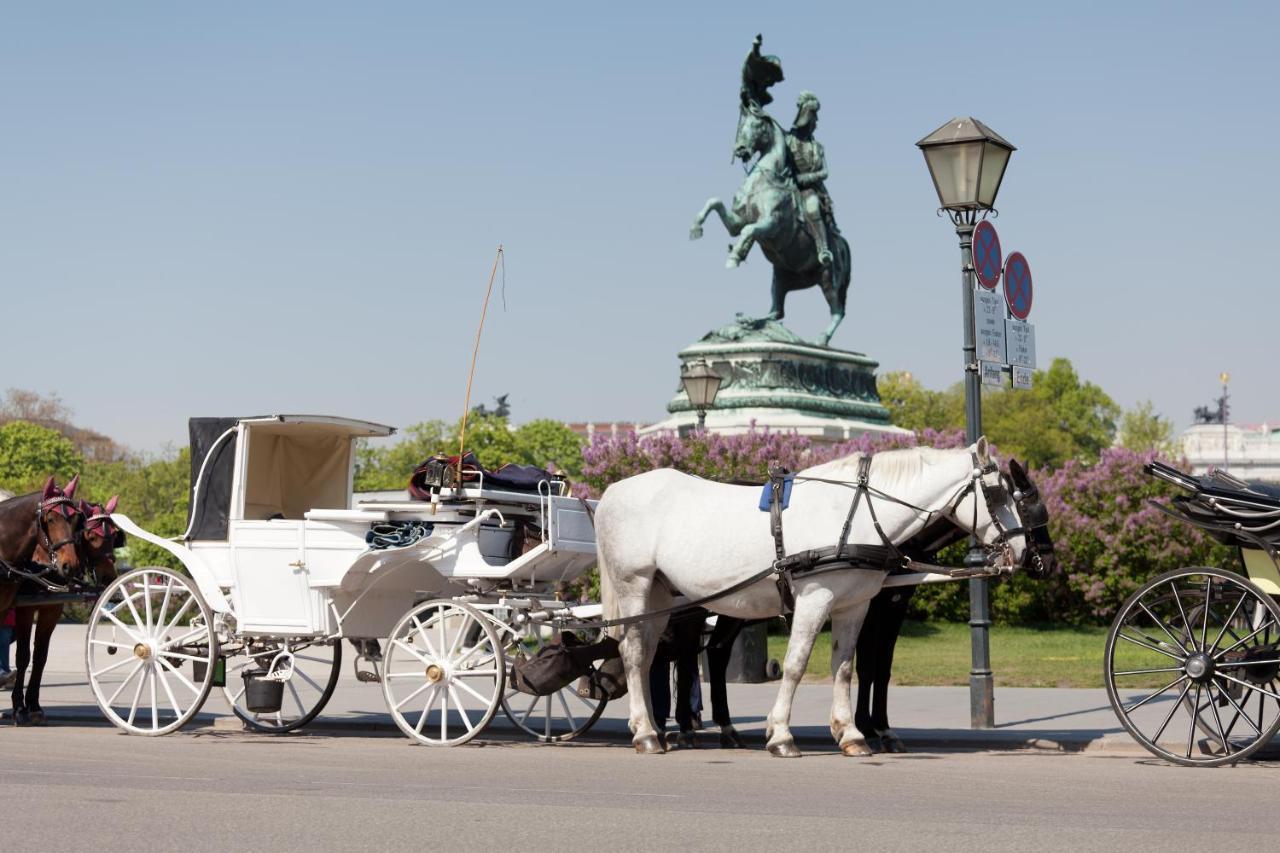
[597, 511, 620, 640]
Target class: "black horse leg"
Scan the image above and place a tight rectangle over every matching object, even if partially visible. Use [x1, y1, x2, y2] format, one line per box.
[671, 614, 703, 744]
[11, 606, 34, 725]
[707, 616, 745, 747]
[856, 586, 917, 752]
[26, 605, 60, 724]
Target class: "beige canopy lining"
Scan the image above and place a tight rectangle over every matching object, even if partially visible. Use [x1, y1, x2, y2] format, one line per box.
[242, 429, 352, 520]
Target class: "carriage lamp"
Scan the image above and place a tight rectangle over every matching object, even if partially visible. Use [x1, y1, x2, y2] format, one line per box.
[916, 117, 1015, 212]
[918, 117, 1016, 733]
[681, 359, 723, 432]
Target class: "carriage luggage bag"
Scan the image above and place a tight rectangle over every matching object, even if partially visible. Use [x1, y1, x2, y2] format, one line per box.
[511, 634, 623, 698]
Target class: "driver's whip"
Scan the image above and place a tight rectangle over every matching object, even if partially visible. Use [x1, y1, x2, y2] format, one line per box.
[457, 244, 504, 486]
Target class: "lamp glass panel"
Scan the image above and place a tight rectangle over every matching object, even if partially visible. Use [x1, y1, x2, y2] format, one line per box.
[924, 141, 983, 208]
[977, 143, 1011, 208]
[682, 372, 722, 408]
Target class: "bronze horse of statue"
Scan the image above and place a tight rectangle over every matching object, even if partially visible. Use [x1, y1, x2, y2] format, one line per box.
[690, 104, 851, 347]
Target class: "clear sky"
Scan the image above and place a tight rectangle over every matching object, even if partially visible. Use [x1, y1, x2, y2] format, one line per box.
[2, 2, 1277, 451]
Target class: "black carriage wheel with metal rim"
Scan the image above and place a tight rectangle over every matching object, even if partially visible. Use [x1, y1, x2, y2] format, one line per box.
[84, 567, 219, 736]
[499, 623, 608, 743]
[1105, 566, 1280, 766]
[222, 639, 343, 733]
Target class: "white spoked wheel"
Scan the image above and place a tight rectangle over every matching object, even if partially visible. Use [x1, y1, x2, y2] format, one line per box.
[383, 599, 504, 747]
[222, 639, 342, 733]
[500, 623, 608, 743]
[85, 567, 217, 736]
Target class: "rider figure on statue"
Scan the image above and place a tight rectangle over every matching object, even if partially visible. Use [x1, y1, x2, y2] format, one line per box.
[787, 91, 837, 268]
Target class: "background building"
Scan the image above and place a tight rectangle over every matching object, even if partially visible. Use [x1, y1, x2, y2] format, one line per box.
[1179, 422, 1280, 482]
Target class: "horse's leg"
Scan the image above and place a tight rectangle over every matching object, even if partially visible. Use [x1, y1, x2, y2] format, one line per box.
[830, 601, 874, 756]
[816, 239, 851, 346]
[11, 606, 34, 725]
[854, 591, 886, 741]
[618, 574, 673, 754]
[764, 593, 834, 757]
[690, 199, 745, 240]
[727, 212, 779, 268]
[870, 587, 916, 753]
[707, 616, 745, 747]
[26, 604, 61, 725]
[671, 614, 702, 747]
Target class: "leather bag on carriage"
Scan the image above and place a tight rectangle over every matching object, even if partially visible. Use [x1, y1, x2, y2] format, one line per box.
[510, 633, 623, 698]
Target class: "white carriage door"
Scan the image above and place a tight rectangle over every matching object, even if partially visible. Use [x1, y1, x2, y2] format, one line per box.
[231, 520, 317, 635]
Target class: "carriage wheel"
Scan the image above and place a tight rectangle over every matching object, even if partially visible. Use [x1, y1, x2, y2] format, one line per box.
[382, 599, 504, 746]
[85, 567, 217, 736]
[499, 621, 608, 743]
[1105, 567, 1280, 766]
[222, 639, 342, 733]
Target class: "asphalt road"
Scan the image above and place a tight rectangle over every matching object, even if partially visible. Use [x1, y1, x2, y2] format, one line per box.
[3, 723, 1278, 852]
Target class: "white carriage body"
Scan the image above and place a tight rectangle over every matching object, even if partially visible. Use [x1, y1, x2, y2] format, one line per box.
[115, 414, 597, 640]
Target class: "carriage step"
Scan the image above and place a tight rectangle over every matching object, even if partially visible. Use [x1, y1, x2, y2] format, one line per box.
[354, 655, 382, 683]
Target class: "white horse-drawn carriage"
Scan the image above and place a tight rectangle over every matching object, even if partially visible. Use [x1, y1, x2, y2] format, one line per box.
[87, 415, 609, 745]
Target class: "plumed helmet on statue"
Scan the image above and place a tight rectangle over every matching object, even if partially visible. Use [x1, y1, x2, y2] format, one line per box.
[793, 91, 820, 130]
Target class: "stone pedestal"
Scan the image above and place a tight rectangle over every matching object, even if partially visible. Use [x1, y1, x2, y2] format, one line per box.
[641, 317, 908, 443]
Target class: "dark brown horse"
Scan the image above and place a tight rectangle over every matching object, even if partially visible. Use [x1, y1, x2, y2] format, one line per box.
[10, 496, 120, 725]
[0, 477, 84, 616]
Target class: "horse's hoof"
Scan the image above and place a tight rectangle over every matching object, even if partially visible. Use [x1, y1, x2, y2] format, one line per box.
[29, 710, 48, 727]
[767, 740, 802, 758]
[634, 734, 665, 755]
[675, 731, 697, 750]
[879, 733, 908, 754]
[689, 226, 703, 240]
[12, 708, 31, 727]
[720, 726, 748, 749]
[725, 257, 740, 269]
[841, 740, 874, 757]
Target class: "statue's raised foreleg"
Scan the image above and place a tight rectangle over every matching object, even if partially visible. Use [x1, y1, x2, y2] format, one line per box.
[690, 199, 744, 241]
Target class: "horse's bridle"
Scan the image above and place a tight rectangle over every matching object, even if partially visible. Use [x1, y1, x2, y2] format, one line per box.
[37, 494, 83, 576]
[950, 452, 1053, 577]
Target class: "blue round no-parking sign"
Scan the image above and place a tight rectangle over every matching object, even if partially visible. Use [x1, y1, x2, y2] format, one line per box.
[973, 220, 1002, 290]
[1003, 252, 1033, 320]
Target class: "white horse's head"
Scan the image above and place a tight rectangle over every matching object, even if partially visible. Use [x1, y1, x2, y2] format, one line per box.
[944, 438, 1056, 577]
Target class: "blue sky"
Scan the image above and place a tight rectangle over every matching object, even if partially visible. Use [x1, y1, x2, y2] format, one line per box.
[2, 2, 1277, 450]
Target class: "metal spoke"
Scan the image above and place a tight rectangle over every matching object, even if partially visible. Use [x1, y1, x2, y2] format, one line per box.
[440, 684, 448, 740]
[143, 573, 154, 634]
[158, 657, 202, 696]
[1170, 581, 1196, 651]
[1116, 632, 1186, 662]
[544, 695, 552, 738]
[1216, 671, 1280, 703]
[1185, 685, 1202, 759]
[446, 614, 470, 660]
[519, 692, 539, 725]
[106, 660, 146, 706]
[101, 608, 144, 645]
[415, 685, 439, 734]
[454, 668, 501, 678]
[160, 626, 208, 651]
[1215, 620, 1279, 660]
[149, 663, 160, 731]
[121, 586, 147, 634]
[385, 671, 426, 680]
[1122, 674, 1187, 715]
[412, 615, 439, 659]
[92, 655, 139, 679]
[159, 595, 196, 638]
[1200, 577, 1212, 652]
[1113, 666, 1185, 677]
[1205, 683, 1234, 755]
[155, 662, 184, 720]
[1208, 590, 1250, 654]
[394, 679, 434, 712]
[1150, 679, 1193, 745]
[155, 577, 174, 636]
[557, 690, 580, 732]
[287, 680, 306, 720]
[295, 668, 324, 692]
[391, 638, 430, 666]
[1137, 602, 1192, 655]
[127, 664, 148, 727]
[453, 677, 493, 706]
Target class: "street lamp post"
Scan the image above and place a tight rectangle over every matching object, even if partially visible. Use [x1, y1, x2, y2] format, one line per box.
[917, 117, 1016, 730]
[1220, 372, 1231, 470]
[681, 359, 723, 431]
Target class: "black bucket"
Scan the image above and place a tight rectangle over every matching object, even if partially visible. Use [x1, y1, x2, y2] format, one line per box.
[192, 656, 226, 687]
[243, 671, 284, 713]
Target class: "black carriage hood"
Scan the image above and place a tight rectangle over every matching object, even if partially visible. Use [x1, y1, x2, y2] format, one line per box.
[186, 417, 241, 542]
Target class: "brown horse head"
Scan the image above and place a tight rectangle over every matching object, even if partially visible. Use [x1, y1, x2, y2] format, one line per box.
[37, 475, 84, 578]
[79, 496, 123, 585]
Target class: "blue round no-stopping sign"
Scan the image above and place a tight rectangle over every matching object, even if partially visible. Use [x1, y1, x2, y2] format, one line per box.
[1003, 252, 1033, 320]
[973, 220, 1002, 290]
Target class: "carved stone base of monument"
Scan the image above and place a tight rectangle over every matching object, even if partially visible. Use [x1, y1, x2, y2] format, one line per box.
[641, 317, 909, 444]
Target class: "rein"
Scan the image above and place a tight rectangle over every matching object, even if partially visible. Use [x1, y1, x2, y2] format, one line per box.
[0, 495, 87, 593]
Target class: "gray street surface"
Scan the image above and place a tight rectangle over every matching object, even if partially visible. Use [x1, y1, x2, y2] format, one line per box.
[4, 722, 1279, 853]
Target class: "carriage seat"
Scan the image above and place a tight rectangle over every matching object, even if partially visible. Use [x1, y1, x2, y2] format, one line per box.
[1201, 470, 1280, 506]
[244, 501, 287, 521]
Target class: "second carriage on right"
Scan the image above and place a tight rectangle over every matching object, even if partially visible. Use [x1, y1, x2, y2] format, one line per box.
[1105, 460, 1280, 766]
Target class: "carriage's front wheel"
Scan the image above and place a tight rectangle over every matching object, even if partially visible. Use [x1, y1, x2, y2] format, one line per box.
[382, 600, 504, 746]
[1105, 566, 1280, 766]
[85, 567, 218, 736]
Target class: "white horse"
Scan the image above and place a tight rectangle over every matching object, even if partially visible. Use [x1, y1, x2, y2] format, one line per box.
[597, 439, 1033, 757]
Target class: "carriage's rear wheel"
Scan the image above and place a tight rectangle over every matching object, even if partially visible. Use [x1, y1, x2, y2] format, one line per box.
[222, 639, 342, 733]
[85, 567, 217, 736]
[383, 599, 504, 746]
[1105, 567, 1280, 766]
[499, 622, 608, 743]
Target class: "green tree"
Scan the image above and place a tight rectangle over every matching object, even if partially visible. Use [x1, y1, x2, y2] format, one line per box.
[83, 449, 191, 570]
[1119, 400, 1175, 453]
[512, 419, 584, 475]
[0, 420, 84, 493]
[877, 371, 964, 432]
[982, 358, 1120, 468]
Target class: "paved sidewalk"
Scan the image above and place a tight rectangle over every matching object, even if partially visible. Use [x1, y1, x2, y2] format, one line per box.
[6, 624, 1158, 753]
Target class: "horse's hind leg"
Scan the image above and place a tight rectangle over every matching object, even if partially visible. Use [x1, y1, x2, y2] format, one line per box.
[830, 601, 873, 756]
[618, 575, 673, 754]
[26, 605, 61, 725]
[765, 592, 834, 757]
[707, 616, 746, 748]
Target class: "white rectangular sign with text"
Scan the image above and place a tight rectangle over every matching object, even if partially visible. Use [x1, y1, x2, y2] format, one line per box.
[1005, 319, 1036, 369]
[975, 289, 1007, 363]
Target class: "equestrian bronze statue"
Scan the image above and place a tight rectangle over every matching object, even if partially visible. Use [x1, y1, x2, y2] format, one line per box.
[690, 35, 851, 347]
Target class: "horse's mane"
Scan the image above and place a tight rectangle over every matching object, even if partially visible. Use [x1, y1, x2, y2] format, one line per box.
[800, 445, 960, 492]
